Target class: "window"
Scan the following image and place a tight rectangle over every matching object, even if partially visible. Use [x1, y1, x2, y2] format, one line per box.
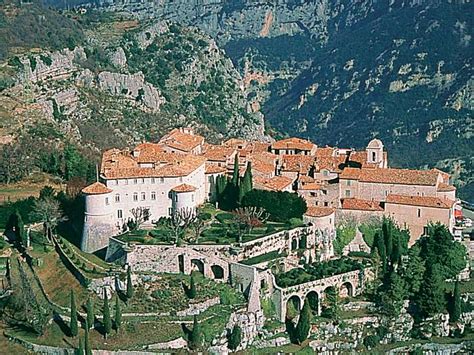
[133, 193, 138, 202]
[115, 194, 120, 203]
[125, 179, 128, 185]
[323, 170, 329, 177]
[117, 210, 123, 219]
[385, 190, 388, 196]
[140, 178, 144, 184]
[372, 152, 376, 161]
[417, 208, 421, 218]
[322, 190, 327, 195]
[151, 192, 156, 200]
[141, 192, 146, 201]
[160, 177, 164, 183]
[346, 180, 351, 186]
[310, 192, 316, 197]
[114, 179, 118, 185]
[105, 197, 109, 205]
[179, 177, 183, 183]
[192, 194, 194, 202]
[133, 179, 137, 184]
[345, 190, 351, 197]
[151, 177, 155, 184]
[168, 207, 173, 216]
[324, 202, 329, 207]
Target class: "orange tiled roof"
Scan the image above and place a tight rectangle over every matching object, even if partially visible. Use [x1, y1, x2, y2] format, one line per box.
[298, 175, 315, 183]
[251, 159, 275, 175]
[386, 194, 454, 209]
[82, 182, 112, 195]
[341, 198, 384, 211]
[339, 167, 440, 186]
[299, 182, 321, 191]
[305, 207, 335, 217]
[205, 163, 227, 174]
[224, 138, 248, 149]
[134, 143, 165, 163]
[437, 182, 456, 192]
[101, 148, 206, 179]
[159, 128, 204, 152]
[272, 137, 315, 151]
[280, 154, 316, 173]
[254, 175, 294, 192]
[202, 145, 236, 162]
[171, 183, 197, 193]
[315, 147, 345, 172]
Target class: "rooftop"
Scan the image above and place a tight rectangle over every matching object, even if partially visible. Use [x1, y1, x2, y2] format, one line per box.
[272, 137, 316, 151]
[82, 182, 112, 195]
[171, 183, 197, 193]
[341, 198, 385, 212]
[305, 207, 335, 217]
[254, 175, 294, 192]
[339, 167, 441, 186]
[386, 194, 454, 209]
[159, 128, 204, 152]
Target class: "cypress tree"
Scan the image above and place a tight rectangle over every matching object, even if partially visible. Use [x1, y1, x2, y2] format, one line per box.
[374, 232, 387, 270]
[102, 290, 111, 339]
[76, 337, 84, 355]
[114, 295, 122, 331]
[15, 210, 25, 246]
[417, 264, 447, 317]
[84, 320, 92, 355]
[86, 297, 94, 330]
[126, 267, 134, 299]
[382, 218, 393, 262]
[391, 234, 401, 265]
[189, 315, 202, 350]
[295, 299, 311, 344]
[242, 161, 253, 193]
[228, 325, 242, 350]
[188, 274, 197, 299]
[70, 290, 78, 337]
[5, 211, 18, 232]
[450, 281, 462, 322]
[231, 154, 239, 187]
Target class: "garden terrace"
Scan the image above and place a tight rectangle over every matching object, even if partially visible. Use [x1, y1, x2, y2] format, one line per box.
[275, 257, 369, 288]
[240, 250, 288, 266]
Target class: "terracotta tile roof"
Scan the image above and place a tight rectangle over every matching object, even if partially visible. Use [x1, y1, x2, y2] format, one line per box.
[133, 143, 164, 163]
[315, 147, 345, 172]
[299, 182, 321, 191]
[254, 175, 294, 192]
[251, 159, 275, 175]
[249, 141, 271, 153]
[341, 198, 384, 211]
[101, 148, 206, 179]
[272, 137, 316, 151]
[339, 167, 440, 186]
[437, 183, 456, 192]
[431, 168, 450, 180]
[280, 155, 316, 173]
[298, 175, 315, 183]
[202, 144, 236, 162]
[159, 128, 204, 152]
[386, 194, 454, 209]
[224, 138, 248, 149]
[82, 182, 112, 195]
[347, 150, 385, 169]
[205, 163, 227, 174]
[171, 183, 197, 193]
[305, 207, 335, 217]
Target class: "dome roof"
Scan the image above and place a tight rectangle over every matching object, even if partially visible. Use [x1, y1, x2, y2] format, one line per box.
[82, 182, 112, 195]
[367, 138, 383, 149]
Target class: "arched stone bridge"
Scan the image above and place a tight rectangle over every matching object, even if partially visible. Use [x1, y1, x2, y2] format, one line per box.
[272, 269, 372, 322]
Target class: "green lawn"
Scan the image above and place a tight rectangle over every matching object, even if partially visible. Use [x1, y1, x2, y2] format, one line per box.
[240, 251, 288, 266]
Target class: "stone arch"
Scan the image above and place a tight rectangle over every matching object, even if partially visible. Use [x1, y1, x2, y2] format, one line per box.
[286, 295, 302, 320]
[306, 291, 319, 315]
[210, 265, 224, 279]
[322, 285, 337, 315]
[339, 281, 354, 298]
[190, 259, 204, 274]
[291, 238, 298, 250]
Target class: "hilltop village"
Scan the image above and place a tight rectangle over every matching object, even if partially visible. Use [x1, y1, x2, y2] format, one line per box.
[82, 127, 457, 252]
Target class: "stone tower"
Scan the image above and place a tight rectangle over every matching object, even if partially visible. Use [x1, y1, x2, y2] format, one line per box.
[81, 182, 116, 253]
[366, 138, 385, 168]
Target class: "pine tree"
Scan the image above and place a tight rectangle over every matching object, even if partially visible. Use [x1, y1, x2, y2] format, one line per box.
[114, 295, 122, 331]
[377, 271, 407, 317]
[84, 320, 92, 355]
[417, 264, 447, 317]
[126, 266, 134, 300]
[76, 337, 84, 355]
[86, 297, 94, 330]
[231, 154, 239, 187]
[188, 274, 197, 299]
[70, 290, 78, 337]
[189, 315, 202, 350]
[295, 299, 311, 344]
[228, 325, 242, 350]
[449, 281, 461, 322]
[102, 290, 111, 339]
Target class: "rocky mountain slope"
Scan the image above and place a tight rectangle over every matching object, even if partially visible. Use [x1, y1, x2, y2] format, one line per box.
[70, 0, 473, 200]
[0, 2, 264, 183]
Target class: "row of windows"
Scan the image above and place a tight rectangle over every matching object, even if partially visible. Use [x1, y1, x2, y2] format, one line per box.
[109, 192, 158, 204]
[109, 177, 184, 185]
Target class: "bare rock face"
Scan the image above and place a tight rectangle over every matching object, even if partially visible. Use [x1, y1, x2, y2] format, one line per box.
[108, 47, 127, 68]
[97, 71, 165, 112]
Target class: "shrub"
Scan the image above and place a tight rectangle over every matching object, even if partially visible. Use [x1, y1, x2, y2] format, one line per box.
[363, 334, 380, 349]
[216, 212, 234, 224]
[348, 251, 371, 258]
[200, 212, 212, 220]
